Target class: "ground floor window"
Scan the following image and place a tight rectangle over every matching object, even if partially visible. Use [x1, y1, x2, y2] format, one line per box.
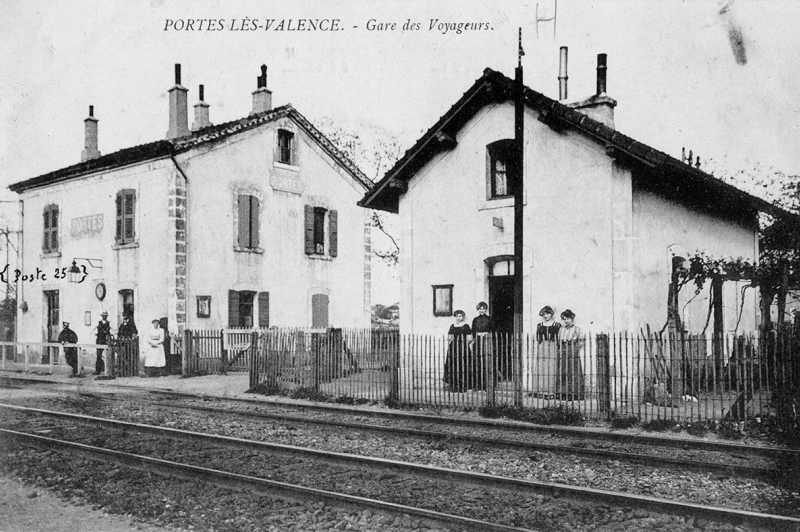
[311, 293, 329, 328]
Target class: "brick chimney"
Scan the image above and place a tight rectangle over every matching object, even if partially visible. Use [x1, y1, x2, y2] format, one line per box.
[191, 84, 211, 131]
[566, 53, 617, 129]
[81, 105, 100, 161]
[166, 64, 189, 139]
[250, 65, 272, 116]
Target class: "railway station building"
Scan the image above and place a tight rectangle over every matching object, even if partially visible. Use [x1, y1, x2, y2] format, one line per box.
[10, 65, 373, 351]
[359, 55, 781, 338]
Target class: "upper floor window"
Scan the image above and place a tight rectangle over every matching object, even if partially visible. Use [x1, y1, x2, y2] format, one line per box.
[276, 129, 295, 165]
[304, 205, 338, 257]
[116, 189, 136, 244]
[43, 204, 59, 253]
[237, 194, 260, 249]
[487, 140, 515, 199]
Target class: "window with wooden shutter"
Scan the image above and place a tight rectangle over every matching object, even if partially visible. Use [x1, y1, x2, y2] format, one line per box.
[236, 195, 260, 249]
[328, 210, 338, 258]
[228, 290, 240, 328]
[311, 293, 329, 328]
[116, 189, 136, 244]
[313, 207, 326, 254]
[304, 205, 315, 255]
[258, 292, 269, 328]
[43, 205, 59, 253]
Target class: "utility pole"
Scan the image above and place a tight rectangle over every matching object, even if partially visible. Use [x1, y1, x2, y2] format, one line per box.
[513, 28, 525, 407]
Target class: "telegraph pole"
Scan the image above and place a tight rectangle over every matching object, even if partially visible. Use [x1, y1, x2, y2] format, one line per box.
[513, 29, 525, 407]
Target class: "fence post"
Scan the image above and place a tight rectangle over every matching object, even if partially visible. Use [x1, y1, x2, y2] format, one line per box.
[597, 334, 611, 417]
[485, 335, 495, 407]
[389, 333, 400, 402]
[182, 329, 190, 376]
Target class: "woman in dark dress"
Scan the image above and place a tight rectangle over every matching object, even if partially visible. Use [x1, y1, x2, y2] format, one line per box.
[470, 302, 493, 390]
[535, 305, 561, 397]
[444, 310, 472, 392]
[557, 309, 586, 400]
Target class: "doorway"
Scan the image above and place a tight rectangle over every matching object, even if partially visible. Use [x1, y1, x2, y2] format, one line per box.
[44, 290, 59, 364]
[488, 259, 514, 381]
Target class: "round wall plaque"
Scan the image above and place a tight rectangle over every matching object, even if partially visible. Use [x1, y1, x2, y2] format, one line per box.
[95, 282, 106, 301]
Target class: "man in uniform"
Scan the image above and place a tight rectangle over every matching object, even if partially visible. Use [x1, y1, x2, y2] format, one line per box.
[93, 311, 111, 375]
[58, 322, 79, 377]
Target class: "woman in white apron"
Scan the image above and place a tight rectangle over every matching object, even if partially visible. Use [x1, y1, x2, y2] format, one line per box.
[143, 319, 166, 377]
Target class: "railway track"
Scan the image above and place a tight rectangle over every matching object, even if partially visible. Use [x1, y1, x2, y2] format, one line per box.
[1, 403, 799, 531]
[2, 375, 795, 464]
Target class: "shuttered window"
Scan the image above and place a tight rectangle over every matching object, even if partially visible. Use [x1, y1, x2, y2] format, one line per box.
[311, 293, 329, 328]
[228, 290, 255, 328]
[433, 285, 454, 317]
[116, 189, 136, 244]
[304, 206, 338, 258]
[43, 204, 59, 253]
[237, 195, 259, 249]
[258, 292, 270, 328]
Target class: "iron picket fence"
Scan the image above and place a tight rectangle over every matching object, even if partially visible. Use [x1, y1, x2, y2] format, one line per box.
[240, 328, 799, 426]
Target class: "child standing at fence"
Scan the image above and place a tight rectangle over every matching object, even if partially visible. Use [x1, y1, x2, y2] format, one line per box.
[143, 319, 166, 377]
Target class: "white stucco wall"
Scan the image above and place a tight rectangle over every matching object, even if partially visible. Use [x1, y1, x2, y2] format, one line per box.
[400, 102, 615, 337]
[399, 101, 759, 337]
[632, 187, 759, 333]
[16, 159, 173, 346]
[178, 117, 370, 330]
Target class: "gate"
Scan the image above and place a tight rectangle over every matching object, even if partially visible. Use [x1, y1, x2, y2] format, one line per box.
[111, 337, 139, 377]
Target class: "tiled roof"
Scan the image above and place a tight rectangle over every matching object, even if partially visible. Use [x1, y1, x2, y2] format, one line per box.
[359, 68, 785, 218]
[10, 105, 372, 193]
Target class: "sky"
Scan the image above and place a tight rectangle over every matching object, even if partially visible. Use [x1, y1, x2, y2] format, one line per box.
[2, 0, 800, 305]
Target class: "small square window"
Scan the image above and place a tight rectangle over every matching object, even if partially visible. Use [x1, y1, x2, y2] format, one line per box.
[432, 285, 454, 317]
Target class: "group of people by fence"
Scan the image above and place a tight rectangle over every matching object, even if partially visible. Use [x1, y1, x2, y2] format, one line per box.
[443, 303, 586, 398]
[54, 314, 169, 378]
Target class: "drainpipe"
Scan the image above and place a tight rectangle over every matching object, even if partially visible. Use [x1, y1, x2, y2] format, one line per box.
[170, 154, 189, 336]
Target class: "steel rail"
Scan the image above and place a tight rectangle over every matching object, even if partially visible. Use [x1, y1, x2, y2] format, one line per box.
[149, 401, 778, 478]
[1, 375, 796, 459]
[0, 428, 535, 532]
[2, 403, 799, 530]
[143, 388, 800, 459]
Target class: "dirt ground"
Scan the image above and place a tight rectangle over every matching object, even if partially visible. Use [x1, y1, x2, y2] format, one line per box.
[0, 474, 168, 532]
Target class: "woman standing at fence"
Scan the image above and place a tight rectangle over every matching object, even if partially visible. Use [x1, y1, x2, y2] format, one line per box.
[444, 310, 472, 392]
[535, 306, 561, 398]
[143, 319, 166, 377]
[471, 302, 493, 390]
[557, 309, 585, 400]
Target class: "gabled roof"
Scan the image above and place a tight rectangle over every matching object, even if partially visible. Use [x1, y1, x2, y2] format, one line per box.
[10, 105, 372, 193]
[359, 68, 785, 218]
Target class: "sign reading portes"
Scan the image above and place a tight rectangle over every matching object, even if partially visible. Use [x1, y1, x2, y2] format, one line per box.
[70, 214, 103, 237]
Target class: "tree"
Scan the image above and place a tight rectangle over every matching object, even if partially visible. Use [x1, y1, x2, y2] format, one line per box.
[316, 118, 402, 265]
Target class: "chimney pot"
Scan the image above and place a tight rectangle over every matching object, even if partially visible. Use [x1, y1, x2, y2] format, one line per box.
[167, 63, 190, 139]
[558, 46, 569, 101]
[192, 84, 211, 131]
[596, 53, 607, 95]
[250, 64, 273, 116]
[81, 105, 100, 161]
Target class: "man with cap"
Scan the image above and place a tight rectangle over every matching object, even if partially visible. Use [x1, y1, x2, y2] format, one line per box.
[58, 322, 79, 377]
[93, 311, 111, 375]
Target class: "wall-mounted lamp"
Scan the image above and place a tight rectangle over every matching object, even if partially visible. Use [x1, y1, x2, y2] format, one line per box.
[68, 258, 103, 284]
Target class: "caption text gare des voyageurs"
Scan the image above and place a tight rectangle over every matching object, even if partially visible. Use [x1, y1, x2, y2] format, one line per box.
[163, 18, 493, 35]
